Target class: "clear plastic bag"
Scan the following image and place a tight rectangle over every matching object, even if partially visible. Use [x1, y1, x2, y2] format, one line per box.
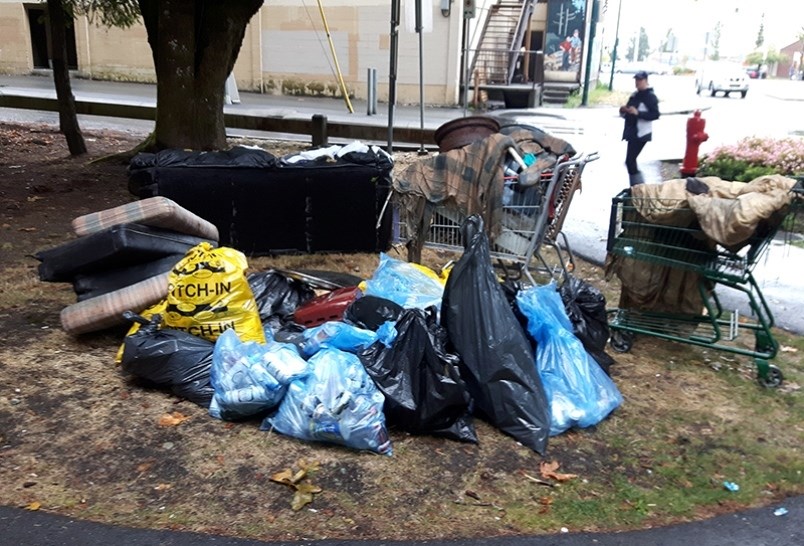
[263, 348, 392, 455]
[516, 282, 623, 436]
[209, 329, 309, 421]
[297, 321, 380, 358]
[361, 253, 444, 311]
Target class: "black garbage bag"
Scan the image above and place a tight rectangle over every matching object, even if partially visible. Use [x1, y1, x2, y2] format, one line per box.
[344, 295, 404, 331]
[359, 308, 477, 443]
[559, 275, 615, 375]
[119, 312, 214, 407]
[248, 270, 316, 322]
[441, 215, 550, 454]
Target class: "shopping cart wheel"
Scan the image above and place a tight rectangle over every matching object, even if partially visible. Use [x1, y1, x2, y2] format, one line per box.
[757, 363, 783, 389]
[610, 330, 633, 353]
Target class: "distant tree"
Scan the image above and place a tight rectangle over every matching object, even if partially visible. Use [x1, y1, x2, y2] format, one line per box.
[765, 49, 787, 71]
[710, 21, 722, 61]
[660, 29, 676, 53]
[626, 36, 636, 62]
[637, 27, 650, 61]
[799, 27, 804, 61]
[745, 50, 764, 71]
[755, 13, 765, 49]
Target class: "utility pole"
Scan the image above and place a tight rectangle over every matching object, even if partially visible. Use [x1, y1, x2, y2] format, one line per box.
[581, 0, 600, 106]
[608, 0, 622, 91]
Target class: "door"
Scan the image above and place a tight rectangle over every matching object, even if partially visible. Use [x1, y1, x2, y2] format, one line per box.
[25, 4, 78, 70]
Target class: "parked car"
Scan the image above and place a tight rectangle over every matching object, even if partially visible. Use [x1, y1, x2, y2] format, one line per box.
[695, 65, 749, 98]
[745, 67, 759, 79]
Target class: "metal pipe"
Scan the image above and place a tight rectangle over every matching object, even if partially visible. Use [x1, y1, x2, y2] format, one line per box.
[416, 0, 426, 155]
[387, 0, 400, 152]
[316, 0, 354, 113]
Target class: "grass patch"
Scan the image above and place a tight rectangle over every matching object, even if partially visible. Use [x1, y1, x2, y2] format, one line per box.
[566, 82, 630, 108]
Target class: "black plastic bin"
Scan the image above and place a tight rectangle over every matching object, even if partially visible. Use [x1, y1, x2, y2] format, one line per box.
[128, 146, 394, 255]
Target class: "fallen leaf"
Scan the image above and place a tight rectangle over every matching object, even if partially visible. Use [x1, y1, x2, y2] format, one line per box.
[465, 489, 481, 501]
[158, 412, 190, 427]
[520, 470, 554, 487]
[297, 459, 320, 473]
[538, 496, 554, 506]
[290, 469, 307, 485]
[18, 227, 37, 232]
[780, 345, 798, 353]
[154, 483, 172, 491]
[271, 459, 322, 511]
[296, 482, 322, 495]
[291, 489, 316, 511]
[540, 461, 578, 482]
[270, 468, 297, 486]
[25, 501, 41, 511]
[136, 462, 154, 473]
[27, 196, 43, 202]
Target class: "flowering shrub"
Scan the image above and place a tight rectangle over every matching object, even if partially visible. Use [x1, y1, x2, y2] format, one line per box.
[698, 136, 804, 182]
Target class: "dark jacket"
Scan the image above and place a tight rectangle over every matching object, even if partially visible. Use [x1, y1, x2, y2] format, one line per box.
[621, 87, 660, 142]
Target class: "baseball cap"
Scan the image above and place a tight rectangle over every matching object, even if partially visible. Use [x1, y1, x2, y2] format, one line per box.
[633, 70, 649, 80]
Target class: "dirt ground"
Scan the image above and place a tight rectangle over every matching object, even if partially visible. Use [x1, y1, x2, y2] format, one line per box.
[0, 122, 801, 542]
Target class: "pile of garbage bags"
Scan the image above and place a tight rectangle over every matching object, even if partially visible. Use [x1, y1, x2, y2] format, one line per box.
[118, 215, 622, 456]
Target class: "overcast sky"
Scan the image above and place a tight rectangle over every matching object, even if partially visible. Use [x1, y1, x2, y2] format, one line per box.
[602, 0, 802, 60]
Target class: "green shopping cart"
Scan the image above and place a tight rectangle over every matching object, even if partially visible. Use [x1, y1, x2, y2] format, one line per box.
[606, 179, 803, 387]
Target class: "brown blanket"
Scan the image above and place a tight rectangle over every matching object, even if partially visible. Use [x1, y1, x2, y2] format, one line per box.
[608, 174, 798, 316]
[633, 174, 797, 249]
[393, 128, 573, 262]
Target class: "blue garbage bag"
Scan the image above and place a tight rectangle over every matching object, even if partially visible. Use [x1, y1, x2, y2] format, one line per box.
[209, 329, 309, 421]
[263, 348, 392, 456]
[516, 282, 623, 436]
[362, 253, 444, 310]
[298, 321, 379, 358]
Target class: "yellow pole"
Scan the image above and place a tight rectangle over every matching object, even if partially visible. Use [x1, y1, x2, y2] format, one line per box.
[316, 0, 354, 113]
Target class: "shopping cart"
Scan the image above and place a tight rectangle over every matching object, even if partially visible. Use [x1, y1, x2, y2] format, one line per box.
[396, 151, 599, 284]
[606, 180, 803, 387]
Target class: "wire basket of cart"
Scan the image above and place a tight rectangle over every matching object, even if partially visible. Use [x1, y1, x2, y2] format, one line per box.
[391, 127, 598, 285]
[605, 176, 803, 387]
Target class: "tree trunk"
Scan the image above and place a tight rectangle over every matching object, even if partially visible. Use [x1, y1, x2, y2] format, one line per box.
[47, 0, 86, 155]
[138, 0, 262, 151]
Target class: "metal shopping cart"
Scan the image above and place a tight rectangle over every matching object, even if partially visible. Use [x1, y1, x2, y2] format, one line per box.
[395, 151, 599, 284]
[605, 180, 804, 387]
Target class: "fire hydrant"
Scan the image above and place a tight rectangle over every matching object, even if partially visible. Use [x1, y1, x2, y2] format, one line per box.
[681, 110, 709, 177]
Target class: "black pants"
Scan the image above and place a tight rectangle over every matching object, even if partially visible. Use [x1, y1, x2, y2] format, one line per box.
[625, 139, 647, 175]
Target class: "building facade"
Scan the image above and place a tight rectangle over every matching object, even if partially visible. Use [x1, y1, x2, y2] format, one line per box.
[0, 1, 601, 106]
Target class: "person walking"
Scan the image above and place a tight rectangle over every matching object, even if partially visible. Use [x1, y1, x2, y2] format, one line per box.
[620, 71, 660, 186]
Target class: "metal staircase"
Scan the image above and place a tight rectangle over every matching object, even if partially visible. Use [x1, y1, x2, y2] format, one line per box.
[469, 0, 535, 87]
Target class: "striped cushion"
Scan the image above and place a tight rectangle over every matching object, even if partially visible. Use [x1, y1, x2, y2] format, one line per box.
[72, 196, 219, 242]
[60, 272, 170, 335]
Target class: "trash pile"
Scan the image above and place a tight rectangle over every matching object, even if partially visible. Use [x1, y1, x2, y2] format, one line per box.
[37, 190, 622, 456]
